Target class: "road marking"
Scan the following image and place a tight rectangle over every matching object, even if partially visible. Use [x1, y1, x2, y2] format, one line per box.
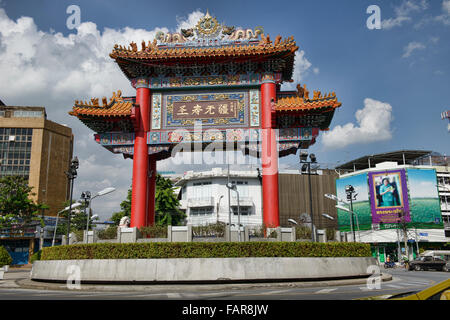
[261, 290, 292, 295]
[385, 284, 406, 289]
[407, 281, 429, 285]
[315, 288, 337, 294]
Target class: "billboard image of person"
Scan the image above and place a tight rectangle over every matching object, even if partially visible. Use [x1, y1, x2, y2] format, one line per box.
[368, 169, 410, 225]
[375, 174, 402, 208]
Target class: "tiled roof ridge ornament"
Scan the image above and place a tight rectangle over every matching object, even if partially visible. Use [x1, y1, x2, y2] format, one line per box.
[115, 11, 268, 49]
[75, 90, 123, 108]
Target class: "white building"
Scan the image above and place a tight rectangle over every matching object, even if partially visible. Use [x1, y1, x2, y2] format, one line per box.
[335, 150, 450, 262]
[176, 167, 263, 227]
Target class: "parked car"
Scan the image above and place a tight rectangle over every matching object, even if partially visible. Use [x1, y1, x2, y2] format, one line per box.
[358, 279, 450, 300]
[408, 256, 447, 271]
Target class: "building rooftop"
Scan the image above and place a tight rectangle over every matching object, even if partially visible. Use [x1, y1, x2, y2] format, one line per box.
[0, 105, 47, 119]
[335, 150, 435, 171]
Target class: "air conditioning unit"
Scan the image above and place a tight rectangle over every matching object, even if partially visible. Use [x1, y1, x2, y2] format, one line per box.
[8, 135, 15, 142]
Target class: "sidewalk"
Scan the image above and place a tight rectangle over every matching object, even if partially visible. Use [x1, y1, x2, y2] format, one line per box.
[1, 267, 393, 293]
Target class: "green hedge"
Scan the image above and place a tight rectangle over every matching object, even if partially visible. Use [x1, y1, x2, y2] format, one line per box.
[41, 242, 371, 260]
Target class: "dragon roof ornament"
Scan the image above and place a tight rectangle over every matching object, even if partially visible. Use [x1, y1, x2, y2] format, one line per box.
[154, 10, 264, 47]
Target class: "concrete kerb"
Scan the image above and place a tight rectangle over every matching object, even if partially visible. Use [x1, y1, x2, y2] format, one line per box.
[16, 273, 393, 293]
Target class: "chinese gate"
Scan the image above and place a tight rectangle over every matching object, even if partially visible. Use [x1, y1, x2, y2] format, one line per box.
[70, 12, 341, 229]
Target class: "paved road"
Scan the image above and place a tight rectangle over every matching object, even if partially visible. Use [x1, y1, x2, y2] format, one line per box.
[0, 268, 448, 300]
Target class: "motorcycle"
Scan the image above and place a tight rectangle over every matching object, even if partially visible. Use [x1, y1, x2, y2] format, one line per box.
[384, 261, 396, 268]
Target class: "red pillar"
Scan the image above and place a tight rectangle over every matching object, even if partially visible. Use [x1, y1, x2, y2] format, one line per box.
[147, 156, 157, 226]
[261, 76, 280, 228]
[130, 80, 150, 228]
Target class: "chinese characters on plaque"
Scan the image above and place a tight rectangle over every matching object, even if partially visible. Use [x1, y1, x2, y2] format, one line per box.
[173, 100, 238, 120]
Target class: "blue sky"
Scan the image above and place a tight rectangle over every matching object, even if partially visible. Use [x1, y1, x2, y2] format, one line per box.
[0, 0, 449, 218]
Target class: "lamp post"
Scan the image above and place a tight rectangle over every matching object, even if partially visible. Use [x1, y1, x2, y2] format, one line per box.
[52, 202, 82, 246]
[335, 204, 360, 242]
[226, 182, 241, 242]
[345, 185, 357, 242]
[300, 151, 317, 242]
[82, 187, 116, 240]
[65, 157, 79, 242]
[217, 195, 224, 224]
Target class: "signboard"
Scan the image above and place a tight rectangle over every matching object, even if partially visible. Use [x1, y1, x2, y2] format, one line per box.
[173, 99, 239, 120]
[368, 169, 410, 224]
[163, 92, 247, 128]
[406, 168, 443, 228]
[335, 173, 372, 232]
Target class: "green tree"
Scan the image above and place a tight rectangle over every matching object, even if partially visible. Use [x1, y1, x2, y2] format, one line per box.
[155, 174, 185, 226]
[0, 176, 44, 232]
[109, 174, 185, 227]
[110, 189, 132, 225]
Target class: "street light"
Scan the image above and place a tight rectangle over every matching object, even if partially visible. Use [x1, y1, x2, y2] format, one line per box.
[65, 156, 79, 242]
[217, 195, 224, 223]
[82, 187, 116, 241]
[335, 204, 360, 242]
[345, 185, 357, 242]
[322, 213, 334, 221]
[226, 182, 241, 242]
[52, 202, 82, 246]
[300, 151, 318, 242]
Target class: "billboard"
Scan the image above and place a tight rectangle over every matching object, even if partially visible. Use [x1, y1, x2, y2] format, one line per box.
[336, 168, 443, 232]
[368, 169, 410, 224]
[335, 173, 372, 232]
[407, 168, 442, 228]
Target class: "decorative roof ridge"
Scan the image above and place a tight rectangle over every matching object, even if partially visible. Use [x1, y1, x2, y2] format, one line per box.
[74, 90, 125, 109]
[110, 33, 298, 59]
[277, 84, 337, 102]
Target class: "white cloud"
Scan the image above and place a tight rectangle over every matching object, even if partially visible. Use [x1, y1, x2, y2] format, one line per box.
[281, 50, 314, 90]
[175, 10, 204, 32]
[402, 41, 426, 58]
[435, 0, 450, 25]
[382, 0, 429, 30]
[321, 98, 394, 149]
[0, 8, 204, 220]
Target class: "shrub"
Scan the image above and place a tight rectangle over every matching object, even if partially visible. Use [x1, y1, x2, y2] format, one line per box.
[97, 226, 118, 240]
[0, 245, 12, 267]
[139, 225, 167, 238]
[326, 228, 336, 241]
[192, 222, 226, 237]
[41, 242, 371, 261]
[30, 250, 41, 264]
[295, 226, 312, 240]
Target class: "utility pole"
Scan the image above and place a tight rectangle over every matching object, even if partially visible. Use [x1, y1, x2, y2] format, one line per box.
[398, 209, 409, 262]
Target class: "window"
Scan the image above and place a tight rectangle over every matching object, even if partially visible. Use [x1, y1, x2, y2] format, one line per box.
[192, 181, 212, 199]
[231, 180, 249, 197]
[232, 206, 252, 216]
[190, 207, 213, 216]
[0, 128, 33, 178]
[13, 110, 43, 118]
[0, 111, 5, 117]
